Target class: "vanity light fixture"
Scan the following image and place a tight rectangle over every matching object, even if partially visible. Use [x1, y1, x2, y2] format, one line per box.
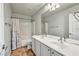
[47, 3, 60, 11]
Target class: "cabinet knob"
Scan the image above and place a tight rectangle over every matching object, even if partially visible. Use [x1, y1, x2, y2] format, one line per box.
[48, 49, 50, 51]
[48, 49, 49, 51]
[52, 52, 54, 54]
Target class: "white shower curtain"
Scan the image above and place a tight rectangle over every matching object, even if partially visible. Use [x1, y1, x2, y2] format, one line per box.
[19, 19, 32, 47]
[12, 18, 21, 50]
[12, 18, 32, 50]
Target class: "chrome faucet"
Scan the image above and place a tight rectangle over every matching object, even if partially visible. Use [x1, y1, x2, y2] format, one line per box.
[58, 37, 64, 43]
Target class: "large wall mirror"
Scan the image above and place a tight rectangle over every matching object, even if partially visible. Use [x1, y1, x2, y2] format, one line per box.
[41, 3, 79, 41]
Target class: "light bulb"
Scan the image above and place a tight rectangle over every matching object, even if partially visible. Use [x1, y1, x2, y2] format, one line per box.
[48, 3, 51, 9]
[51, 7, 55, 11]
[56, 4, 60, 8]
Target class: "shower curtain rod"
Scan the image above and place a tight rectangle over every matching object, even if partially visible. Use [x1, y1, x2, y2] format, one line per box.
[11, 17, 31, 20]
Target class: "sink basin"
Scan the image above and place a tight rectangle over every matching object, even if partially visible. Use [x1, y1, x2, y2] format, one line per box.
[38, 35, 69, 49]
[50, 41, 68, 49]
[39, 35, 60, 40]
[65, 38, 79, 46]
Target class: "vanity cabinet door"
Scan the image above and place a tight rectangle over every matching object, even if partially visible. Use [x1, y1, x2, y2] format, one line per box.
[32, 38, 36, 54]
[35, 40, 41, 56]
[45, 46, 51, 56]
[40, 43, 45, 56]
[40, 43, 50, 56]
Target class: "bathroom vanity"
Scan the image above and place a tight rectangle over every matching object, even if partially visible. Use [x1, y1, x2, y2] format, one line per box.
[32, 35, 79, 56]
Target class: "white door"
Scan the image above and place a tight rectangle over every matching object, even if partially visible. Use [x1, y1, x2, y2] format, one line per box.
[45, 45, 50, 56]
[35, 40, 41, 56]
[40, 43, 46, 56]
[40, 43, 50, 56]
[32, 38, 36, 54]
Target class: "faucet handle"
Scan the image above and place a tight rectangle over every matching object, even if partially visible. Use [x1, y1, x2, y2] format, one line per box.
[58, 37, 62, 41]
[58, 37, 64, 43]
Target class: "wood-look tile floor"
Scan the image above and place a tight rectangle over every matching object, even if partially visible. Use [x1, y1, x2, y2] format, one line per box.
[10, 47, 35, 56]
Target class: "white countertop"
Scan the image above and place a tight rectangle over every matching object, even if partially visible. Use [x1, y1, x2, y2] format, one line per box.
[32, 35, 79, 56]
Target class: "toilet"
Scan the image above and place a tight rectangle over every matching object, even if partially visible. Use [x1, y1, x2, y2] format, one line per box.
[22, 39, 32, 49]
[27, 40, 32, 49]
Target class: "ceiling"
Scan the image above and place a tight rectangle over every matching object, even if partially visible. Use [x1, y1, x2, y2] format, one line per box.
[11, 3, 78, 16]
[11, 3, 45, 16]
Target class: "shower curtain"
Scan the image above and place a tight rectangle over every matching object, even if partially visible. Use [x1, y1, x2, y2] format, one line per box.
[19, 19, 32, 47]
[12, 18, 32, 50]
[12, 18, 21, 50]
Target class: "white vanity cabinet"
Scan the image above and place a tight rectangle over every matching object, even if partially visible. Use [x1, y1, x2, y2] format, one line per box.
[32, 38, 51, 56]
[32, 37, 63, 56]
[40, 43, 50, 56]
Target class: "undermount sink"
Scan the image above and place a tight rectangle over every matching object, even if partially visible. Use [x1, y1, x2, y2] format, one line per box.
[39, 35, 60, 39]
[65, 38, 79, 46]
[50, 40, 68, 49]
